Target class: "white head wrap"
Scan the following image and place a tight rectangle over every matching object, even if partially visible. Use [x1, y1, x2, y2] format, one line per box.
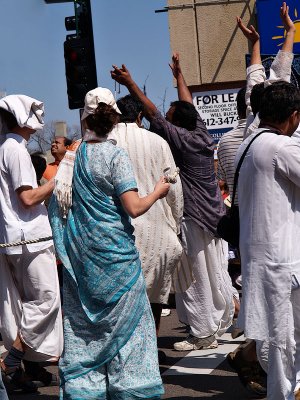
[0, 94, 45, 134]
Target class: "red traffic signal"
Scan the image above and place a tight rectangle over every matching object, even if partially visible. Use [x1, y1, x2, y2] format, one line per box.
[64, 37, 97, 109]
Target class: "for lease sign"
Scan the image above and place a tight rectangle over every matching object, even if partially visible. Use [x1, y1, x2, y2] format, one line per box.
[193, 88, 240, 132]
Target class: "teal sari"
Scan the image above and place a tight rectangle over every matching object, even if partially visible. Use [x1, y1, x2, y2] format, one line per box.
[49, 141, 160, 394]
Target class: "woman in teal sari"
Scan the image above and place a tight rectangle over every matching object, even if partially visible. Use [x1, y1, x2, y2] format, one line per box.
[49, 88, 169, 399]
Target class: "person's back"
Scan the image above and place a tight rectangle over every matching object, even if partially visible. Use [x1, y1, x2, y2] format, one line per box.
[111, 121, 183, 303]
[150, 111, 224, 235]
[237, 81, 300, 399]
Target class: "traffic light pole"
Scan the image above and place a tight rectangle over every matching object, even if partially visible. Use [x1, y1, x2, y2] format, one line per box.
[45, 0, 98, 110]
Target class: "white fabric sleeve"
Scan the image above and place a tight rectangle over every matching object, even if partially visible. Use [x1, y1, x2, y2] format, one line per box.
[6, 148, 36, 191]
[245, 64, 266, 117]
[276, 141, 300, 187]
[244, 114, 261, 140]
[265, 50, 294, 87]
[244, 64, 266, 138]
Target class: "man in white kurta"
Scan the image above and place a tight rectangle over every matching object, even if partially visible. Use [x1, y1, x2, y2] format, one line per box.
[237, 82, 300, 399]
[0, 95, 63, 390]
[111, 95, 183, 331]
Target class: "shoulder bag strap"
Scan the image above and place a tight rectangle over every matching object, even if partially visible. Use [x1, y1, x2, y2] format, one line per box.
[231, 129, 272, 206]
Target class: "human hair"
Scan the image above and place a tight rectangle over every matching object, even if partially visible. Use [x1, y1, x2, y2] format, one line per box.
[170, 101, 198, 130]
[84, 103, 120, 136]
[236, 87, 247, 119]
[64, 137, 72, 147]
[250, 83, 265, 116]
[259, 81, 300, 124]
[0, 108, 18, 130]
[30, 154, 47, 183]
[117, 95, 144, 123]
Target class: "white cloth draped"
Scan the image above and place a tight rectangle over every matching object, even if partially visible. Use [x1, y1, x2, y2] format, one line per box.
[175, 218, 235, 338]
[0, 94, 44, 134]
[0, 247, 63, 362]
[111, 123, 183, 303]
[237, 130, 300, 399]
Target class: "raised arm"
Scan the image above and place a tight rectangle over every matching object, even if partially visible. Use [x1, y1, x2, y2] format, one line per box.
[237, 17, 261, 66]
[237, 16, 265, 122]
[169, 53, 193, 104]
[267, 3, 295, 85]
[281, 2, 296, 53]
[111, 64, 158, 120]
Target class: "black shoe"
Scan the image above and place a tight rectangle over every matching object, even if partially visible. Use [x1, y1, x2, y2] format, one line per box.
[158, 350, 167, 364]
[23, 361, 59, 387]
[2, 367, 38, 393]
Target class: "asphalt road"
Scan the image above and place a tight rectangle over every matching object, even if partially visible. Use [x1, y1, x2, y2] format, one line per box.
[2, 308, 266, 400]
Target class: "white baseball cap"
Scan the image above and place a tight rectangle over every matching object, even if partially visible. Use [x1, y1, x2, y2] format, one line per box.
[81, 87, 121, 121]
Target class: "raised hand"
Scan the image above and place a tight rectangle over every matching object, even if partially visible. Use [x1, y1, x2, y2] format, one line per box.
[280, 2, 296, 33]
[237, 17, 260, 44]
[169, 52, 182, 79]
[110, 64, 133, 86]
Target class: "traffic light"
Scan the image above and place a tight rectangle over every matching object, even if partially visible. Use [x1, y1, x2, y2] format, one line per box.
[64, 0, 98, 109]
[64, 36, 97, 109]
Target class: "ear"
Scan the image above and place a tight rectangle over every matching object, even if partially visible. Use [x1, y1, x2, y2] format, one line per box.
[287, 110, 299, 136]
[136, 112, 143, 128]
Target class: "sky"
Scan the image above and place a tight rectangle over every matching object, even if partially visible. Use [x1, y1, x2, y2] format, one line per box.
[0, 0, 176, 128]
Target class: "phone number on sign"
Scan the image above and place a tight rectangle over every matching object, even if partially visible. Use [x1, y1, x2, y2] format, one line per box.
[203, 116, 239, 126]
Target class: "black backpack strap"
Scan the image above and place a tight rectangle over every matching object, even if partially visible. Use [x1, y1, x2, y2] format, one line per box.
[231, 129, 271, 206]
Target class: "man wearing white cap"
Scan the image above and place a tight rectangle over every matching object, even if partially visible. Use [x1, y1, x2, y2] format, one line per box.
[0, 95, 63, 392]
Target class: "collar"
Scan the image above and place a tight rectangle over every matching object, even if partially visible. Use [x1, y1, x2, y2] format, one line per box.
[5, 133, 27, 147]
[83, 129, 116, 145]
[236, 119, 247, 129]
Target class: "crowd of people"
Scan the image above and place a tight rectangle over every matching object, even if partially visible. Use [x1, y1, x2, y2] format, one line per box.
[0, 2, 300, 399]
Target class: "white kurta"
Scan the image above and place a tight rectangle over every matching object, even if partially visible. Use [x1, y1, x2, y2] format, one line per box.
[237, 129, 300, 398]
[0, 133, 63, 362]
[244, 50, 293, 139]
[111, 123, 183, 303]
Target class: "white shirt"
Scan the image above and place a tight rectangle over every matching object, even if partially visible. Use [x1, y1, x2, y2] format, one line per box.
[0, 133, 52, 254]
[237, 129, 300, 348]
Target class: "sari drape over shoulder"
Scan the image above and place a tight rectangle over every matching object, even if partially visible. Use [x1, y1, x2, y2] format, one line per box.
[49, 142, 146, 383]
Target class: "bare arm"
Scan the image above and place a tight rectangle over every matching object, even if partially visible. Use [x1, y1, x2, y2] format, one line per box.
[169, 53, 192, 104]
[237, 16, 264, 119]
[237, 17, 261, 66]
[120, 177, 170, 218]
[17, 178, 54, 208]
[111, 64, 157, 120]
[281, 2, 296, 53]
[266, 3, 295, 85]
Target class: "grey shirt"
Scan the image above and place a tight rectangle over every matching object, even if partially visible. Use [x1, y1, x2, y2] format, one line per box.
[150, 111, 224, 237]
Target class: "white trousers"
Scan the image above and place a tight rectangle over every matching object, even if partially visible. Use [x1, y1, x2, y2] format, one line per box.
[0, 246, 63, 361]
[176, 218, 234, 338]
[256, 287, 300, 400]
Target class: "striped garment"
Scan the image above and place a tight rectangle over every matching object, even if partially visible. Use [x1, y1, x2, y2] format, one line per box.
[110, 123, 183, 304]
[217, 119, 246, 204]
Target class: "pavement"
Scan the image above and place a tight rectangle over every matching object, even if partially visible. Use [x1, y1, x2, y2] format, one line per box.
[1, 308, 266, 400]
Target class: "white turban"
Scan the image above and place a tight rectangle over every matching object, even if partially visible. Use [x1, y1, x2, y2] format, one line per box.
[0, 94, 45, 134]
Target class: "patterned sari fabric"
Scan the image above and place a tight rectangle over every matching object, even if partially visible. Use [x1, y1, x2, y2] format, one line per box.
[49, 141, 163, 399]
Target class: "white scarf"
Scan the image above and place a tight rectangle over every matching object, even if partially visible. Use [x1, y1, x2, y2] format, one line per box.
[0, 94, 44, 134]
